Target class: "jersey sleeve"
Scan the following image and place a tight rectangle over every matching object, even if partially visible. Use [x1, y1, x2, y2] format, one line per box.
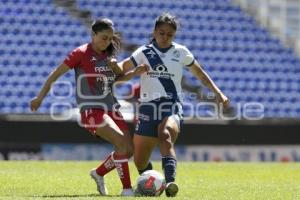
[130, 46, 144, 67]
[181, 46, 195, 67]
[63, 48, 82, 69]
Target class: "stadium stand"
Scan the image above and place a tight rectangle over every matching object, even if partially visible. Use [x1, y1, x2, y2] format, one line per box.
[0, 0, 87, 113]
[1, 0, 300, 118]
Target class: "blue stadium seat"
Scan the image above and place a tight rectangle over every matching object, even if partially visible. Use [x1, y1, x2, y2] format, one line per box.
[1, 0, 300, 118]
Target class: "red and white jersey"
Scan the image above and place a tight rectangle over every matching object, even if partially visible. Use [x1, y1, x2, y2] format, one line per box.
[64, 43, 119, 111]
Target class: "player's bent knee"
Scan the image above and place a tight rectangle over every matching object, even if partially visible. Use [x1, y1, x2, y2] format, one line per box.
[115, 138, 134, 157]
[158, 127, 172, 141]
[166, 126, 178, 137]
[114, 138, 128, 154]
[158, 129, 174, 154]
[159, 126, 178, 143]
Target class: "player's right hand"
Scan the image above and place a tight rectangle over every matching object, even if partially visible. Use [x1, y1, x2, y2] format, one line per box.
[30, 97, 42, 112]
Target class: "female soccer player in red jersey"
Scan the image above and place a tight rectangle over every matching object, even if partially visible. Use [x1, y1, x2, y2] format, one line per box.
[30, 18, 145, 196]
[117, 13, 230, 197]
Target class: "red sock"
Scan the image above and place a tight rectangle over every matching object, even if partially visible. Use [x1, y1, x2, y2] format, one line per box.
[113, 152, 132, 189]
[96, 152, 116, 176]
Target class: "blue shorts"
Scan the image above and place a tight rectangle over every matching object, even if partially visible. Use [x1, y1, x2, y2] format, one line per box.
[135, 98, 183, 137]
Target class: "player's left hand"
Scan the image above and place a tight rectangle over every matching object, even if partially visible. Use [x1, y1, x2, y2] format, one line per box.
[216, 92, 230, 110]
[30, 96, 43, 112]
[108, 58, 117, 65]
[108, 58, 122, 75]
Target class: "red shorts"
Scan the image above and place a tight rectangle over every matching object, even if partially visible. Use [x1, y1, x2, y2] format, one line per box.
[80, 108, 129, 135]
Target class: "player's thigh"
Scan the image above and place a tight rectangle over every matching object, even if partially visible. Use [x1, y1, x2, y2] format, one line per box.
[133, 134, 158, 168]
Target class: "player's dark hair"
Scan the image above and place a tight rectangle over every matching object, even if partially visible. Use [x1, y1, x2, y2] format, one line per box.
[150, 13, 179, 44]
[154, 12, 178, 31]
[91, 18, 121, 57]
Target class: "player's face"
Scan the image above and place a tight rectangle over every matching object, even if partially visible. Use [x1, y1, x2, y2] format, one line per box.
[153, 24, 176, 49]
[92, 29, 113, 53]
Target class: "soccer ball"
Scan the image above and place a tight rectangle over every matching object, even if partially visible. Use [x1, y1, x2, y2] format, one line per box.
[135, 170, 166, 196]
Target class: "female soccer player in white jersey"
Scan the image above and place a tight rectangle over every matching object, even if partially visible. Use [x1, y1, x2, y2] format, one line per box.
[117, 13, 229, 197]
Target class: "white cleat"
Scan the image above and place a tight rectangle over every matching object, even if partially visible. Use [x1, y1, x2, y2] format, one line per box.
[121, 188, 135, 196]
[90, 169, 108, 195]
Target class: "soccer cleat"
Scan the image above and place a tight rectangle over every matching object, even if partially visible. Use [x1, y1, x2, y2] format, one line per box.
[165, 182, 179, 197]
[120, 188, 134, 196]
[90, 169, 108, 195]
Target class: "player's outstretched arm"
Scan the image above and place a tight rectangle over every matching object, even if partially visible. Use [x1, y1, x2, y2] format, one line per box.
[189, 60, 230, 109]
[30, 64, 70, 111]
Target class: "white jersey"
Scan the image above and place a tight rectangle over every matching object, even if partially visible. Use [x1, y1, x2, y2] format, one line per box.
[130, 42, 194, 102]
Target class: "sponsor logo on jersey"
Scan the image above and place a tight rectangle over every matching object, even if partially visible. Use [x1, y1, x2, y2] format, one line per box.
[147, 64, 174, 79]
[95, 60, 112, 72]
[146, 63, 174, 79]
[153, 64, 168, 72]
[173, 50, 180, 58]
[171, 58, 179, 62]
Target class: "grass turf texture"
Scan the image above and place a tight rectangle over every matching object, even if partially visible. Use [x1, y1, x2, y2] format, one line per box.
[0, 161, 300, 199]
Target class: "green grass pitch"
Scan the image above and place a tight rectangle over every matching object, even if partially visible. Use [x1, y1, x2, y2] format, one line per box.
[1, 161, 300, 199]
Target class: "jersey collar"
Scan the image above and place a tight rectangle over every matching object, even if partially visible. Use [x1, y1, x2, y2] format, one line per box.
[152, 41, 174, 53]
[88, 43, 107, 59]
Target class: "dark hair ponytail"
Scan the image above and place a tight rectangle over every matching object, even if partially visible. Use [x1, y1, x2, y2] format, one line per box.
[91, 18, 121, 57]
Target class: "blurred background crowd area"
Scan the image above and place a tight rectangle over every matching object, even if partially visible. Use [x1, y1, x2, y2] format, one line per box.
[0, 0, 299, 119]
